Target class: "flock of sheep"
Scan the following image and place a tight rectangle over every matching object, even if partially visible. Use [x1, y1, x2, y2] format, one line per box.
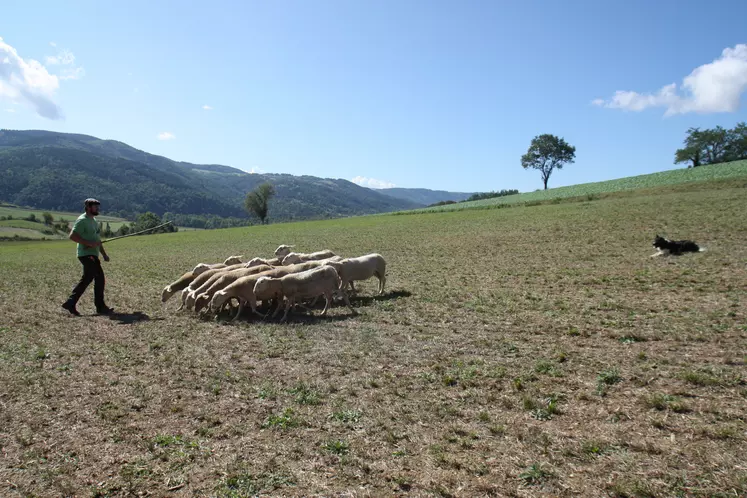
[160, 245, 387, 322]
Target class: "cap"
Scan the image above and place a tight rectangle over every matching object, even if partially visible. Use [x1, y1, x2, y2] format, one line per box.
[84, 198, 101, 207]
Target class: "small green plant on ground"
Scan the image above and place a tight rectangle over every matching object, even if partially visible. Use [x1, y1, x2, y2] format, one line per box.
[322, 439, 350, 455]
[519, 463, 554, 485]
[262, 408, 300, 429]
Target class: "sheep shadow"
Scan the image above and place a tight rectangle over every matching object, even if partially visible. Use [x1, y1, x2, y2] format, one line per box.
[212, 289, 412, 325]
[348, 289, 412, 306]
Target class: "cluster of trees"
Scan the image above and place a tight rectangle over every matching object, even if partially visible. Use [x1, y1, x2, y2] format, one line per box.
[162, 213, 251, 230]
[428, 189, 520, 207]
[674, 123, 747, 168]
[116, 212, 178, 237]
[465, 189, 519, 202]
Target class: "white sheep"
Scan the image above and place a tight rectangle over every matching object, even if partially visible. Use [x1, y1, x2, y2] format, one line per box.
[176, 262, 248, 310]
[209, 268, 291, 319]
[281, 250, 337, 266]
[254, 265, 354, 322]
[192, 255, 244, 275]
[186, 264, 273, 311]
[193, 265, 280, 313]
[246, 256, 282, 268]
[274, 245, 295, 258]
[161, 271, 196, 303]
[323, 253, 386, 296]
[208, 260, 340, 319]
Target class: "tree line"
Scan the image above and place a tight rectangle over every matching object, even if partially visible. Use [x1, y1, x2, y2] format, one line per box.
[674, 123, 747, 168]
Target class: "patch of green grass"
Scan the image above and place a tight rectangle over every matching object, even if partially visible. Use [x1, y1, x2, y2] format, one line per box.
[534, 359, 563, 377]
[215, 472, 294, 497]
[519, 463, 554, 485]
[680, 369, 720, 386]
[289, 382, 322, 405]
[148, 434, 198, 449]
[597, 367, 622, 395]
[262, 408, 300, 430]
[400, 160, 747, 214]
[581, 439, 610, 456]
[322, 439, 350, 455]
[331, 409, 362, 423]
[644, 393, 691, 413]
[256, 382, 278, 400]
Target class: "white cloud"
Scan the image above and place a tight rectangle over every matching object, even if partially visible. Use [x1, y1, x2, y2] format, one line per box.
[351, 176, 396, 189]
[4, 108, 15, 113]
[45, 49, 75, 65]
[594, 44, 747, 116]
[49, 42, 57, 47]
[59, 66, 85, 80]
[0, 36, 62, 119]
[157, 132, 176, 140]
[202, 104, 213, 110]
[44, 47, 84, 81]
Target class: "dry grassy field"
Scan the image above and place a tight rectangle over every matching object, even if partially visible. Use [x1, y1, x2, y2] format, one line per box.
[1, 178, 745, 497]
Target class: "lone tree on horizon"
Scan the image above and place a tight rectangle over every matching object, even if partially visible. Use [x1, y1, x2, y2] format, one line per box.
[521, 134, 576, 190]
[245, 182, 276, 225]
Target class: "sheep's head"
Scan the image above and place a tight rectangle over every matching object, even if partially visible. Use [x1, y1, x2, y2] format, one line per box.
[245, 257, 265, 268]
[223, 255, 243, 265]
[281, 253, 302, 265]
[192, 263, 210, 275]
[161, 286, 174, 302]
[210, 290, 229, 312]
[194, 293, 210, 313]
[274, 245, 294, 257]
[185, 291, 199, 309]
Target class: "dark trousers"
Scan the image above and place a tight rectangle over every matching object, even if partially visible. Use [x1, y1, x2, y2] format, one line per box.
[66, 255, 106, 309]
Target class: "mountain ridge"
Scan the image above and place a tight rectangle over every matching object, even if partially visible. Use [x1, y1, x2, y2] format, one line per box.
[0, 129, 424, 221]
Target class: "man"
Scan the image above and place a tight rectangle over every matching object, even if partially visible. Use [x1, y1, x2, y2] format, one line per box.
[61, 198, 114, 316]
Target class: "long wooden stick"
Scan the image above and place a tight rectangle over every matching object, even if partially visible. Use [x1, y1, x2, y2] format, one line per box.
[101, 221, 173, 244]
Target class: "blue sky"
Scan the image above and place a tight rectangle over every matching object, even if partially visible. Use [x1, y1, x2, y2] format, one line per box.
[2, 1, 747, 193]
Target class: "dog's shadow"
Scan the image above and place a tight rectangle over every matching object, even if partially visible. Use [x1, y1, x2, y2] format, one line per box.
[107, 311, 162, 325]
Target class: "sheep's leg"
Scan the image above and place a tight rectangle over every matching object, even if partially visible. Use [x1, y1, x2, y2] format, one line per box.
[379, 275, 386, 295]
[340, 288, 358, 315]
[320, 292, 332, 316]
[272, 299, 285, 319]
[348, 281, 357, 296]
[231, 298, 246, 322]
[177, 289, 189, 311]
[280, 298, 293, 322]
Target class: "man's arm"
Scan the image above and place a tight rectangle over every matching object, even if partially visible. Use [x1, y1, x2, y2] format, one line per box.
[99, 243, 110, 261]
[69, 231, 100, 248]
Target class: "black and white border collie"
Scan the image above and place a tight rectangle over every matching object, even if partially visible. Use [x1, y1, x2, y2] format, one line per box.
[651, 235, 704, 257]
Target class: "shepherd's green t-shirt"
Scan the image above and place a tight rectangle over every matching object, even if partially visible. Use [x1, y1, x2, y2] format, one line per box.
[72, 213, 101, 257]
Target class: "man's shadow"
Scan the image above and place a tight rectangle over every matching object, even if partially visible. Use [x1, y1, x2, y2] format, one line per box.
[105, 311, 163, 325]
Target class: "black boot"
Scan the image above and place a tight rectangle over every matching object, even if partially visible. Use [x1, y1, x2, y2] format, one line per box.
[96, 306, 115, 315]
[62, 301, 81, 316]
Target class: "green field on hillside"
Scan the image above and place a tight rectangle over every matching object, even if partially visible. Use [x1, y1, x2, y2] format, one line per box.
[0, 178, 745, 496]
[0, 204, 126, 224]
[402, 160, 747, 214]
